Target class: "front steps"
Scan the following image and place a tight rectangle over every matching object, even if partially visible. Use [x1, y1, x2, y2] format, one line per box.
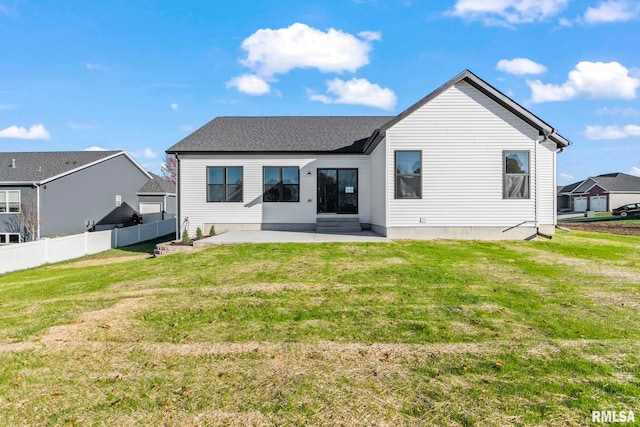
[315, 217, 361, 233]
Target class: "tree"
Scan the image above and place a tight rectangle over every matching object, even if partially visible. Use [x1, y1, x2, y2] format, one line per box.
[161, 154, 177, 184]
[3, 193, 39, 242]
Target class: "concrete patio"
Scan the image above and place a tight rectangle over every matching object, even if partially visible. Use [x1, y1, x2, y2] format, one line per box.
[193, 230, 390, 246]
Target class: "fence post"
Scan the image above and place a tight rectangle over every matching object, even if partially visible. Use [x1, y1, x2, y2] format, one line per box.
[138, 224, 141, 243]
[114, 228, 118, 248]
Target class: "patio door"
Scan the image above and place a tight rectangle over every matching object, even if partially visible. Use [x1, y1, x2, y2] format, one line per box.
[317, 169, 358, 214]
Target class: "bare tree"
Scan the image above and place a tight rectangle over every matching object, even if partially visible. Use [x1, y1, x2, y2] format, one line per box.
[3, 193, 39, 242]
[161, 154, 177, 184]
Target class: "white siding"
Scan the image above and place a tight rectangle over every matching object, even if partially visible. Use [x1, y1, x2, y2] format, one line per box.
[537, 139, 557, 225]
[179, 154, 370, 235]
[385, 81, 546, 228]
[368, 139, 387, 227]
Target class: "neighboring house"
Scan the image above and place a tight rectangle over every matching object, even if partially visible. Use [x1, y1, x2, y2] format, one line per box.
[558, 172, 640, 213]
[167, 70, 571, 240]
[137, 172, 177, 223]
[0, 151, 171, 243]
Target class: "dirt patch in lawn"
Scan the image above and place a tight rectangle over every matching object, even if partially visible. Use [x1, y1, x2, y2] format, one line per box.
[40, 298, 147, 344]
[562, 221, 640, 236]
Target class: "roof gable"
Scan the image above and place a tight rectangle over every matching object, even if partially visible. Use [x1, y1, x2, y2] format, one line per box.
[368, 70, 570, 152]
[0, 151, 151, 184]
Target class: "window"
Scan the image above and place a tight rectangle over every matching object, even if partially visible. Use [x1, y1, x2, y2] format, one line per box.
[263, 167, 299, 202]
[0, 234, 20, 244]
[0, 190, 20, 213]
[504, 151, 530, 199]
[395, 151, 422, 199]
[207, 167, 243, 202]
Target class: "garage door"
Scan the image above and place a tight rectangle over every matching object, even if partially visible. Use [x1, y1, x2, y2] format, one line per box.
[574, 197, 587, 212]
[140, 203, 162, 214]
[590, 196, 607, 212]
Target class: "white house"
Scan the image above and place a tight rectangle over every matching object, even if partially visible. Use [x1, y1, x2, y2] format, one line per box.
[167, 70, 571, 240]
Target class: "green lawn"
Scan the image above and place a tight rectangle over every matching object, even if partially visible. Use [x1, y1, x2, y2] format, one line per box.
[0, 231, 639, 426]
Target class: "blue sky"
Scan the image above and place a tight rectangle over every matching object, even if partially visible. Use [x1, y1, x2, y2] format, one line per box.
[0, 0, 639, 184]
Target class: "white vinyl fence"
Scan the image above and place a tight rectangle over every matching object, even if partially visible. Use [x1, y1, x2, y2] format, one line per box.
[0, 218, 176, 274]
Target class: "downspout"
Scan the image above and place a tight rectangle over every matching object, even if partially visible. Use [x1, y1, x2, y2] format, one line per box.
[35, 183, 41, 240]
[175, 154, 180, 240]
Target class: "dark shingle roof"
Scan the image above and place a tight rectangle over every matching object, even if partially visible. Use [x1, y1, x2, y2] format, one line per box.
[0, 151, 122, 183]
[138, 172, 176, 194]
[592, 173, 640, 192]
[558, 180, 584, 194]
[166, 116, 393, 153]
[167, 70, 571, 155]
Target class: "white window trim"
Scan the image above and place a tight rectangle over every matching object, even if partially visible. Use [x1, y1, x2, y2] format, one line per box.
[0, 190, 20, 214]
[0, 233, 21, 244]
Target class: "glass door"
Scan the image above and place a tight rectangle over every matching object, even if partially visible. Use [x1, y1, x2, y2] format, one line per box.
[317, 169, 358, 214]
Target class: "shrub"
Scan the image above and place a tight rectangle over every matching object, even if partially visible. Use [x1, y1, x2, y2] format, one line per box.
[181, 229, 190, 244]
[196, 227, 203, 240]
[209, 225, 216, 236]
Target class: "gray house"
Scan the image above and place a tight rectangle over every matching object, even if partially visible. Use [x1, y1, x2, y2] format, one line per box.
[558, 172, 640, 212]
[137, 172, 177, 223]
[0, 151, 173, 243]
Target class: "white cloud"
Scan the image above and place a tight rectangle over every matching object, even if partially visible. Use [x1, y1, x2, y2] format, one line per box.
[0, 104, 17, 111]
[226, 74, 271, 95]
[527, 61, 640, 102]
[84, 145, 108, 151]
[560, 173, 575, 180]
[0, 124, 50, 140]
[85, 63, 110, 71]
[309, 77, 397, 110]
[130, 147, 159, 159]
[180, 124, 195, 132]
[584, 124, 640, 140]
[170, 103, 179, 111]
[584, 0, 640, 23]
[449, 0, 570, 25]
[236, 22, 378, 77]
[497, 58, 547, 75]
[630, 166, 640, 176]
[358, 30, 382, 41]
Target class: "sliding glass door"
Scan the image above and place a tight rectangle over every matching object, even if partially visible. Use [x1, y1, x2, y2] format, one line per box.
[317, 169, 358, 214]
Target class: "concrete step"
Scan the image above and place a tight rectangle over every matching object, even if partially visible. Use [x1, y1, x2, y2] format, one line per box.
[315, 217, 361, 233]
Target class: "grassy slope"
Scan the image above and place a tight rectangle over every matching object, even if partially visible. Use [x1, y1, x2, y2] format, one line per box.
[0, 231, 638, 426]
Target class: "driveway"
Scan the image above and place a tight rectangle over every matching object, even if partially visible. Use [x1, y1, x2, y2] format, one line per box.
[193, 230, 390, 246]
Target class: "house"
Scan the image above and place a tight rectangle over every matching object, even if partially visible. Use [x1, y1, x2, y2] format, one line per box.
[137, 172, 177, 223]
[167, 70, 571, 240]
[0, 151, 175, 243]
[558, 172, 640, 213]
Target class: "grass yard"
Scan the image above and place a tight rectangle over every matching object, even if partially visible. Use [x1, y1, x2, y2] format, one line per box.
[0, 231, 639, 426]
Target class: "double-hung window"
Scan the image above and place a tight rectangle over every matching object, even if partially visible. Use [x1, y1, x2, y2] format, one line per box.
[503, 151, 530, 199]
[207, 167, 243, 202]
[395, 151, 422, 199]
[0, 190, 20, 213]
[263, 167, 299, 202]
